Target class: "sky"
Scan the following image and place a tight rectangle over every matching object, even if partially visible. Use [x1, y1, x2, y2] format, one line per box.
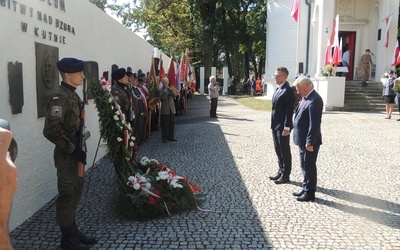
[105, 0, 147, 39]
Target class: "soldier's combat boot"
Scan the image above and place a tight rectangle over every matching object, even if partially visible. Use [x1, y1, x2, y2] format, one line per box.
[60, 227, 90, 250]
[72, 221, 97, 245]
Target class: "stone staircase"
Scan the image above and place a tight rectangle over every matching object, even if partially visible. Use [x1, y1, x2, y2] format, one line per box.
[341, 80, 387, 111]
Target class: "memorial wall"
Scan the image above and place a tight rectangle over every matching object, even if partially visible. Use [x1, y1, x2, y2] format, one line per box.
[0, 0, 168, 230]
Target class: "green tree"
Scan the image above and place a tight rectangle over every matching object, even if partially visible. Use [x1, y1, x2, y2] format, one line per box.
[89, 0, 266, 93]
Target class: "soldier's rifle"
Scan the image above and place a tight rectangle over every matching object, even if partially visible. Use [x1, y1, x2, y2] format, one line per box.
[77, 79, 90, 177]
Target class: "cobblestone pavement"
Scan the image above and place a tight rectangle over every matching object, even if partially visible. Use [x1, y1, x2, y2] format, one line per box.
[10, 94, 400, 249]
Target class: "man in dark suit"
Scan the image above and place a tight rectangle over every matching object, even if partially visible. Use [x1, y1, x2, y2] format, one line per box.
[269, 67, 295, 184]
[292, 76, 323, 202]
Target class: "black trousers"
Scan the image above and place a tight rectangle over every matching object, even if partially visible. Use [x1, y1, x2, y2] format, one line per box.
[298, 144, 320, 194]
[272, 129, 292, 179]
[160, 112, 175, 140]
[210, 98, 218, 117]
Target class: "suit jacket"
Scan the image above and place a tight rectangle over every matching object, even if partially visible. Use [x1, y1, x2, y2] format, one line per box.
[270, 81, 295, 131]
[293, 90, 323, 147]
[159, 86, 177, 115]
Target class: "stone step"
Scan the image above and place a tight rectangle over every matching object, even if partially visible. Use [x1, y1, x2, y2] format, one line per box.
[340, 80, 391, 112]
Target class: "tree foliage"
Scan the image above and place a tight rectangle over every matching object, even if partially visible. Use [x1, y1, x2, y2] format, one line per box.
[89, 0, 266, 87]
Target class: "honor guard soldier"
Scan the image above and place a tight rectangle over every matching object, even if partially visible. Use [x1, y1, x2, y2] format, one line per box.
[43, 57, 97, 250]
[111, 68, 134, 127]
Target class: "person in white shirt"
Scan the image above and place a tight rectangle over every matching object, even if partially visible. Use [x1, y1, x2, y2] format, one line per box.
[342, 48, 350, 77]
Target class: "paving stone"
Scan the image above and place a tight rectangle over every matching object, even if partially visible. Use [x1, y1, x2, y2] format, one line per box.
[9, 95, 400, 250]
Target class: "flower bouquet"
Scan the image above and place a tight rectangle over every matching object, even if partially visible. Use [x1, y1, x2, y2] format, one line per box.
[91, 79, 204, 219]
[392, 80, 400, 93]
[117, 157, 205, 219]
[91, 77, 138, 172]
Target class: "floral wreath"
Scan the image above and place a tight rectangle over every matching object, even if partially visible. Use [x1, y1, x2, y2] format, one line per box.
[91, 78, 205, 219]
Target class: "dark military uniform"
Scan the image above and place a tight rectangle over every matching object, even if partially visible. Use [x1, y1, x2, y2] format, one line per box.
[111, 82, 134, 124]
[43, 58, 96, 250]
[44, 81, 83, 229]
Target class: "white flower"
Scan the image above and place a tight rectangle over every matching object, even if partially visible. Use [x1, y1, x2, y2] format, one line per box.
[131, 136, 136, 141]
[128, 176, 135, 182]
[111, 106, 114, 110]
[133, 183, 141, 190]
[115, 110, 120, 115]
[140, 157, 150, 165]
[117, 137, 123, 142]
[130, 141, 134, 147]
[170, 178, 183, 188]
[113, 115, 119, 121]
[145, 183, 151, 189]
[109, 97, 113, 103]
[156, 171, 169, 180]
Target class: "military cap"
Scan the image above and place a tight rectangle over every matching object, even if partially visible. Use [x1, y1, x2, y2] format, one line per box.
[365, 49, 371, 52]
[112, 68, 126, 80]
[387, 69, 394, 74]
[126, 71, 133, 77]
[57, 57, 85, 73]
[138, 78, 144, 83]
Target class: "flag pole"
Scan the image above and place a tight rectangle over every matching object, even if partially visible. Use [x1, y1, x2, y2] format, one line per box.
[295, 2, 301, 76]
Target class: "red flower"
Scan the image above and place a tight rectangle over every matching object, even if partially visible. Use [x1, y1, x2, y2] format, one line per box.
[189, 183, 202, 193]
[148, 197, 157, 205]
[157, 164, 166, 171]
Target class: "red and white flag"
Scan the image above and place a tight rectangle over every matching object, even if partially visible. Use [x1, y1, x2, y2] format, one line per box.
[384, 15, 393, 48]
[167, 57, 178, 90]
[290, 0, 300, 22]
[391, 40, 400, 66]
[330, 15, 339, 48]
[325, 40, 333, 66]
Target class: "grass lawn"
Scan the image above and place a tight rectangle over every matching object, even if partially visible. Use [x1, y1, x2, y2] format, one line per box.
[233, 96, 272, 111]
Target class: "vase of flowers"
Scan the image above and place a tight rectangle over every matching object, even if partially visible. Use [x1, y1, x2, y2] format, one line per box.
[321, 64, 333, 77]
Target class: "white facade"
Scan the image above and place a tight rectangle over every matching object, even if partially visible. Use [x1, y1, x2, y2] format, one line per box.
[266, 0, 399, 82]
[0, 0, 168, 231]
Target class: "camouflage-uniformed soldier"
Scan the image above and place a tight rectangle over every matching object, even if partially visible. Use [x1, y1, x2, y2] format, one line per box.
[111, 68, 134, 125]
[43, 57, 96, 250]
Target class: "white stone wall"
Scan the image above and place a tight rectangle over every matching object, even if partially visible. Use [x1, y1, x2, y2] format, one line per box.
[0, 0, 168, 231]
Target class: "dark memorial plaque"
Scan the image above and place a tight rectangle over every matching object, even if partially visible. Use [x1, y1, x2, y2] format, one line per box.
[84, 61, 99, 100]
[35, 42, 59, 118]
[8, 61, 24, 114]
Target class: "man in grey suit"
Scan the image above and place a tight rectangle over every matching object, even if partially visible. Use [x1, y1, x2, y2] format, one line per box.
[159, 77, 178, 143]
[269, 67, 295, 184]
[292, 76, 323, 202]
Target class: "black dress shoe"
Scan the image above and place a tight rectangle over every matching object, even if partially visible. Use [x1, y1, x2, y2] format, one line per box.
[269, 174, 281, 181]
[292, 190, 305, 197]
[274, 177, 290, 184]
[296, 193, 315, 202]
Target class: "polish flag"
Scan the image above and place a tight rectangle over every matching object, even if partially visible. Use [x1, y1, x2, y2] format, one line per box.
[325, 40, 333, 66]
[391, 40, 400, 66]
[290, 0, 300, 22]
[384, 15, 392, 48]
